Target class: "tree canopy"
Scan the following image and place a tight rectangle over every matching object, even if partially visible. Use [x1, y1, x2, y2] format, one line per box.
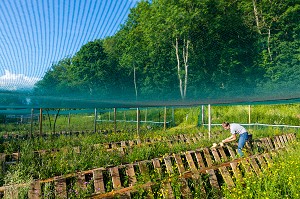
[32, 0, 300, 107]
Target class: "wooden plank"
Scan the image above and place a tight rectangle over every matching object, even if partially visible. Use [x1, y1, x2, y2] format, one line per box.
[206, 169, 220, 190]
[28, 180, 41, 199]
[289, 133, 296, 141]
[184, 150, 206, 196]
[178, 178, 193, 199]
[128, 140, 135, 147]
[282, 134, 288, 144]
[203, 148, 213, 167]
[12, 152, 20, 161]
[110, 167, 122, 189]
[219, 166, 235, 188]
[262, 138, 272, 150]
[173, 154, 185, 175]
[191, 137, 198, 144]
[173, 154, 193, 198]
[121, 141, 127, 148]
[152, 158, 161, 173]
[152, 158, 162, 181]
[249, 158, 261, 175]
[278, 136, 285, 146]
[272, 137, 280, 149]
[285, 133, 292, 142]
[93, 168, 105, 193]
[230, 162, 243, 182]
[164, 156, 174, 175]
[256, 155, 267, 169]
[292, 133, 297, 141]
[161, 181, 175, 199]
[185, 151, 198, 174]
[104, 143, 110, 149]
[253, 140, 263, 152]
[90, 182, 154, 199]
[126, 164, 137, 186]
[260, 138, 270, 150]
[180, 134, 186, 142]
[194, 133, 201, 141]
[226, 145, 236, 159]
[154, 157, 175, 199]
[77, 173, 86, 190]
[241, 159, 253, 174]
[263, 153, 273, 164]
[73, 146, 80, 153]
[195, 150, 206, 168]
[211, 148, 221, 162]
[54, 176, 67, 198]
[217, 147, 228, 161]
[4, 188, 18, 199]
[275, 136, 283, 148]
[185, 136, 192, 144]
[111, 143, 117, 150]
[266, 137, 274, 150]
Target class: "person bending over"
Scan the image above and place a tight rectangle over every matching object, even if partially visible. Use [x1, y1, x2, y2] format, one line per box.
[221, 122, 249, 157]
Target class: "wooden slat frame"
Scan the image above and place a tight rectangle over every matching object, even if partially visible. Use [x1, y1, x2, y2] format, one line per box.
[93, 168, 105, 194]
[110, 167, 122, 189]
[28, 180, 41, 199]
[203, 148, 213, 167]
[218, 166, 235, 188]
[195, 150, 206, 168]
[54, 177, 67, 198]
[229, 162, 243, 182]
[126, 164, 137, 186]
[217, 147, 228, 161]
[249, 158, 261, 175]
[206, 169, 219, 190]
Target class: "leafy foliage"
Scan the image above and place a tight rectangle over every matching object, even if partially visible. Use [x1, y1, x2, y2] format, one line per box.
[32, 0, 300, 105]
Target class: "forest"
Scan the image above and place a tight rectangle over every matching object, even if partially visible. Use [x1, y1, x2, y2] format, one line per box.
[34, 0, 300, 104]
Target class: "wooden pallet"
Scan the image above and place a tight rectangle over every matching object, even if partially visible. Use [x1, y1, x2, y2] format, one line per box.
[0, 131, 212, 171]
[0, 133, 296, 198]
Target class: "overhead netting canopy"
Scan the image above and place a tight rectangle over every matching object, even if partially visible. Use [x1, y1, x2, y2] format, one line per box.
[0, 0, 300, 110]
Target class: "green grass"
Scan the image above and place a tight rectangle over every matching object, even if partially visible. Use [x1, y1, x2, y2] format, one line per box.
[222, 141, 300, 199]
[0, 104, 299, 197]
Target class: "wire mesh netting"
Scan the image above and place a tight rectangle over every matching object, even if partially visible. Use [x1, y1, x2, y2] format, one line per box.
[0, 0, 299, 111]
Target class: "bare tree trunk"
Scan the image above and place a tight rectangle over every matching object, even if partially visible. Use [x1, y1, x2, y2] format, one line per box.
[174, 37, 189, 100]
[252, 0, 261, 34]
[174, 37, 184, 99]
[267, 27, 272, 61]
[183, 38, 189, 98]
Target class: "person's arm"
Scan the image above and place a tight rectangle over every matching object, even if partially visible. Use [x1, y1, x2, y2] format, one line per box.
[222, 134, 236, 143]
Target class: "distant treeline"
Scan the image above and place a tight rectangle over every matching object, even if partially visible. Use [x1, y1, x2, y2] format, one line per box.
[34, 0, 300, 103]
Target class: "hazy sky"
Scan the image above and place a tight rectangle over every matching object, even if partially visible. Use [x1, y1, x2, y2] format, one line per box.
[0, 0, 139, 91]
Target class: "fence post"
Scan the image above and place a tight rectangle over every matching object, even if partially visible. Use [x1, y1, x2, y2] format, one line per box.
[114, 108, 117, 133]
[39, 108, 43, 137]
[137, 108, 140, 135]
[208, 104, 211, 140]
[164, 107, 167, 131]
[94, 108, 97, 133]
[30, 109, 34, 138]
[248, 105, 251, 124]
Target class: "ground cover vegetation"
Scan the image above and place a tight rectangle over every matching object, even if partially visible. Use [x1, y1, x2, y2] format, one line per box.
[222, 141, 300, 199]
[0, 104, 299, 198]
